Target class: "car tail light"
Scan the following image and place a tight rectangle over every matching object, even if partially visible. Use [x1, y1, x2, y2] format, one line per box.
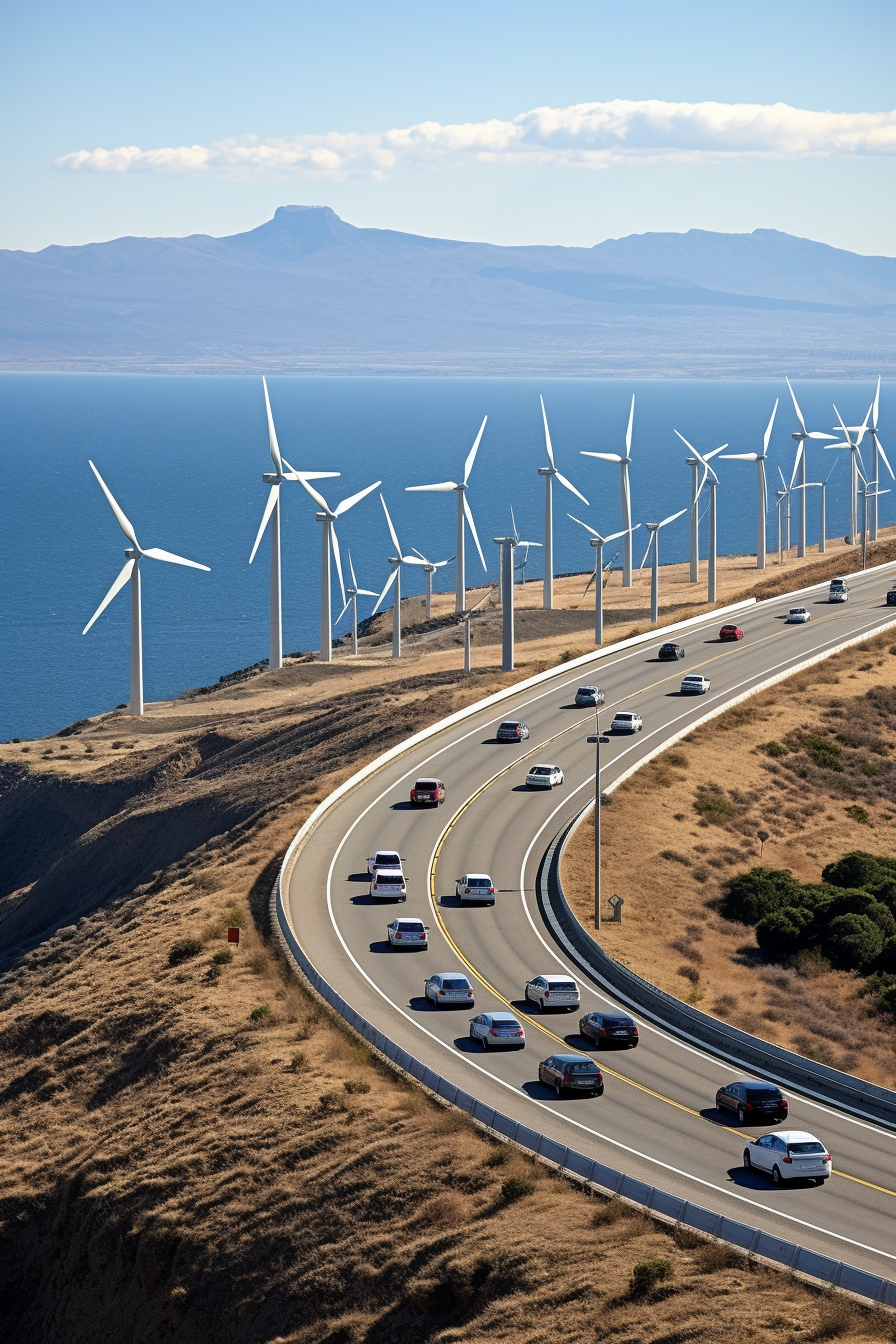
[599, 1027, 607, 1037]
[465, 887, 471, 894]
[394, 933, 402, 940]
[632, 1027, 638, 1035]
[544, 992, 551, 1000]
[437, 990, 445, 996]
[467, 990, 473, 997]
[489, 887, 495, 895]
[825, 1154, 831, 1162]
[783, 1156, 792, 1164]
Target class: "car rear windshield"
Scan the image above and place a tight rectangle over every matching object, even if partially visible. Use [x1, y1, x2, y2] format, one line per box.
[787, 1142, 826, 1155]
[661, 645, 677, 651]
[744, 1086, 781, 1099]
[566, 1062, 597, 1074]
[615, 713, 634, 720]
[402, 923, 425, 932]
[604, 1017, 633, 1027]
[551, 983, 577, 993]
[377, 875, 403, 885]
[494, 1019, 521, 1030]
[468, 878, 491, 886]
[415, 781, 437, 789]
[577, 687, 596, 695]
[499, 722, 520, 730]
[376, 852, 400, 862]
[530, 767, 549, 775]
[442, 978, 469, 990]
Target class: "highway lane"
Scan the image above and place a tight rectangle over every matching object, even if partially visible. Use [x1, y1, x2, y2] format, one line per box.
[286, 565, 896, 1276]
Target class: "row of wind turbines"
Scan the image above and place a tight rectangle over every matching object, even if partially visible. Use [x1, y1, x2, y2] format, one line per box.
[83, 377, 890, 715]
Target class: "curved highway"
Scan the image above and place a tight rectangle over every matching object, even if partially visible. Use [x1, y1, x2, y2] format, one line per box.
[285, 566, 896, 1277]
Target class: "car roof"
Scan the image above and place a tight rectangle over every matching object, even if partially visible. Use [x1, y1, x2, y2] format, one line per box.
[551, 1053, 595, 1064]
[486, 1011, 520, 1022]
[432, 971, 469, 980]
[415, 778, 439, 785]
[544, 974, 576, 984]
[375, 866, 404, 876]
[615, 711, 636, 716]
[529, 762, 559, 769]
[593, 1011, 634, 1021]
[773, 1130, 819, 1143]
[393, 917, 423, 925]
[375, 849, 400, 856]
[737, 1080, 782, 1091]
[577, 685, 597, 690]
[464, 872, 492, 880]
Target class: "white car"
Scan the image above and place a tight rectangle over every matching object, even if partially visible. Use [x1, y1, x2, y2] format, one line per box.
[468, 1011, 526, 1050]
[828, 579, 849, 602]
[387, 917, 428, 948]
[611, 711, 642, 733]
[370, 867, 407, 901]
[424, 973, 474, 1008]
[367, 849, 402, 875]
[525, 764, 564, 789]
[681, 674, 710, 695]
[525, 974, 580, 1012]
[786, 607, 811, 623]
[743, 1130, 831, 1185]
[455, 873, 496, 904]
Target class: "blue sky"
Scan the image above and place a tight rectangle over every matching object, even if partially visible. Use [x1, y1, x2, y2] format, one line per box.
[2, 0, 894, 253]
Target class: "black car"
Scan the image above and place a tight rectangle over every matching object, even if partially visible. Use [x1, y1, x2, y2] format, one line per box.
[496, 720, 530, 742]
[538, 1054, 604, 1097]
[574, 686, 606, 707]
[658, 642, 686, 660]
[716, 1080, 788, 1125]
[579, 1011, 639, 1048]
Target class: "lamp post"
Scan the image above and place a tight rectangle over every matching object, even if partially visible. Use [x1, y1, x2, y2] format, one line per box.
[589, 537, 605, 645]
[493, 537, 516, 671]
[591, 724, 610, 929]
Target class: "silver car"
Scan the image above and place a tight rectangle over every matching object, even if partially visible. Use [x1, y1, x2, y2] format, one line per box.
[681, 674, 710, 695]
[468, 1011, 526, 1049]
[387, 918, 428, 949]
[525, 974, 580, 1012]
[370, 867, 407, 901]
[525, 764, 564, 789]
[743, 1130, 831, 1185]
[424, 973, 475, 1008]
[455, 873, 496, 904]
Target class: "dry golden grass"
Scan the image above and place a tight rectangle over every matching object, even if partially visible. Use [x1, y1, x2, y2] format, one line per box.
[563, 632, 896, 1085]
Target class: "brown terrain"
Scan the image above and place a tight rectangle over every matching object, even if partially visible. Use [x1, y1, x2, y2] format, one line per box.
[563, 633, 896, 1088]
[2, 533, 896, 1342]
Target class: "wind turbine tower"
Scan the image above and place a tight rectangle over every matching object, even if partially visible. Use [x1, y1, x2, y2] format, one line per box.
[581, 394, 636, 587]
[640, 509, 687, 623]
[673, 431, 726, 583]
[406, 418, 488, 613]
[720, 400, 778, 570]
[539, 396, 589, 610]
[295, 476, 381, 663]
[786, 378, 836, 558]
[83, 461, 210, 716]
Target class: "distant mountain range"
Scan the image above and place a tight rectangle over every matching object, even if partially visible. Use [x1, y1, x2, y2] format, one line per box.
[2, 205, 893, 376]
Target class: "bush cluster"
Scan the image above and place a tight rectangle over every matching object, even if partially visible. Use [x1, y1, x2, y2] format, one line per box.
[720, 852, 896, 1013]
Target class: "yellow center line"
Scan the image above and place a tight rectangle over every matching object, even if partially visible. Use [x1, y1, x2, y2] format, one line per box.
[425, 617, 896, 1198]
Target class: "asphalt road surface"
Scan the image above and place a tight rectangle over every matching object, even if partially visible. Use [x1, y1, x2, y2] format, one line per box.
[286, 566, 896, 1276]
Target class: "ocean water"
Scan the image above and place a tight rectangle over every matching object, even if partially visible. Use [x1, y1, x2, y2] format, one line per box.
[1, 374, 889, 741]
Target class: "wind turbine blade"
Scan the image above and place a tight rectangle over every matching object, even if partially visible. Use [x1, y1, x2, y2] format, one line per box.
[625, 394, 635, 455]
[695, 464, 709, 502]
[877, 441, 895, 480]
[348, 550, 358, 591]
[89, 461, 139, 548]
[824, 442, 850, 451]
[788, 443, 803, 490]
[380, 494, 401, 555]
[825, 460, 838, 483]
[371, 567, 397, 616]
[297, 476, 330, 511]
[777, 466, 788, 491]
[582, 572, 596, 597]
[763, 399, 779, 454]
[567, 512, 601, 539]
[463, 416, 487, 485]
[335, 597, 351, 625]
[873, 375, 881, 431]
[854, 405, 872, 447]
[807, 433, 837, 441]
[463, 495, 487, 571]
[540, 396, 555, 468]
[555, 471, 589, 506]
[673, 429, 697, 455]
[832, 405, 850, 440]
[405, 481, 458, 492]
[262, 377, 284, 476]
[282, 462, 340, 481]
[706, 444, 728, 459]
[356, 589, 379, 597]
[658, 507, 687, 530]
[604, 524, 639, 544]
[720, 453, 759, 461]
[411, 547, 429, 562]
[141, 547, 210, 571]
[639, 535, 655, 570]
[581, 451, 623, 462]
[510, 505, 519, 543]
[785, 377, 807, 437]
[335, 479, 381, 517]
[330, 526, 346, 607]
[83, 558, 135, 633]
[249, 483, 279, 564]
[433, 559, 451, 568]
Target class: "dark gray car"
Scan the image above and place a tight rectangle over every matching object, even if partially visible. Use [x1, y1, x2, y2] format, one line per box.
[496, 720, 530, 742]
[574, 686, 605, 707]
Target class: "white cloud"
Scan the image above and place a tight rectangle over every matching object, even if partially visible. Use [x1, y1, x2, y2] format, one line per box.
[55, 99, 896, 179]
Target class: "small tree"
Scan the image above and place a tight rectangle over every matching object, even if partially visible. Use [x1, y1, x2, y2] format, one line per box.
[721, 868, 801, 925]
[755, 906, 815, 958]
[823, 914, 884, 971]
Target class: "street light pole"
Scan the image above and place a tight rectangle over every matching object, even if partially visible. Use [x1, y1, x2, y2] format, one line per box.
[493, 537, 517, 671]
[589, 536, 604, 645]
[592, 724, 610, 930]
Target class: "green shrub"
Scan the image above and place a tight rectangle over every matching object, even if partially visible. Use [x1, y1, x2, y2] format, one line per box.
[630, 1259, 674, 1297]
[693, 788, 734, 824]
[212, 949, 233, 966]
[168, 937, 203, 966]
[823, 852, 886, 890]
[501, 1177, 535, 1201]
[801, 734, 843, 771]
[762, 741, 788, 757]
[721, 868, 801, 925]
[823, 914, 884, 971]
[844, 804, 870, 824]
[755, 906, 815, 958]
[343, 1079, 371, 1095]
[249, 1004, 271, 1023]
[877, 983, 896, 1017]
[827, 890, 896, 938]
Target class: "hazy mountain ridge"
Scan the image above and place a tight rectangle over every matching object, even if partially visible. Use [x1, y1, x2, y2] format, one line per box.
[2, 205, 893, 375]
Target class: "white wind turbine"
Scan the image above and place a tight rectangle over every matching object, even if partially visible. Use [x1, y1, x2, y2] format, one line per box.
[785, 377, 837, 558]
[719, 400, 778, 570]
[639, 508, 687, 623]
[510, 506, 541, 587]
[774, 470, 791, 565]
[295, 475, 382, 663]
[567, 515, 639, 645]
[334, 551, 379, 656]
[248, 377, 339, 670]
[847, 379, 893, 541]
[826, 404, 870, 546]
[406, 417, 488, 613]
[791, 459, 838, 556]
[673, 431, 727, 583]
[581, 393, 636, 588]
[371, 495, 427, 659]
[409, 548, 453, 621]
[82, 461, 210, 717]
[680, 442, 722, 602]
[539, 396, 589, 610]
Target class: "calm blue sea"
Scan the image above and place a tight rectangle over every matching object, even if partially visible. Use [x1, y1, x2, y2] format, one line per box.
[1, 375, 889, 741]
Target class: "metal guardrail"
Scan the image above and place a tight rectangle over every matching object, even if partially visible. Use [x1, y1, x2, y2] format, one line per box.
[273, 879, 896, 1307]
[540, 809, 896, 1132]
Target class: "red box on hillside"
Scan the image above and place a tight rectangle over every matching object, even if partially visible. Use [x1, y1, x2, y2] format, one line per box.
[227, 927, 240, 944]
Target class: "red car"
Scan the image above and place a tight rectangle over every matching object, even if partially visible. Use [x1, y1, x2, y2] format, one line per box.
[410, 778, 446, 807]
[719, 625, 744, 641]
